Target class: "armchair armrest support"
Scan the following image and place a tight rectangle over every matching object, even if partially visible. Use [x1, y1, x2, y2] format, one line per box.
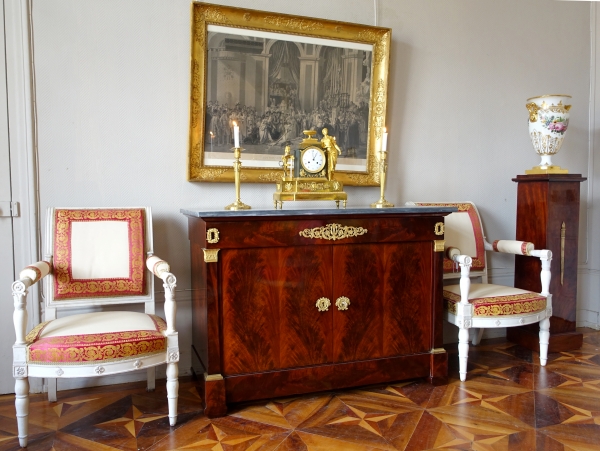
[530, 249, 552, 296]
[146, 255, 177, 334]
[12, 261, 51, 346]
[446, 246, 472, 305]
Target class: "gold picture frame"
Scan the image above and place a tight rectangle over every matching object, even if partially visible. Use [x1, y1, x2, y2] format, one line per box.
[188, 2, 391, 186]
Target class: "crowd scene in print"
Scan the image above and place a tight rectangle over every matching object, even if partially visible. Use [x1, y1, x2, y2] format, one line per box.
[205, 95, 370, 158]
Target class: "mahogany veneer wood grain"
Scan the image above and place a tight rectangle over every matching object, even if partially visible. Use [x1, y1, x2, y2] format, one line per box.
[508, 174, 586, 353]
[184, 208, 452, 417]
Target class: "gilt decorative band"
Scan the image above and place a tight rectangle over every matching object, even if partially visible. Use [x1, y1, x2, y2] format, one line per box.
[434, 240, 445, 252]
[203, 248, 220, 263]
[299, 223, 367, 241]
[561, 222, 566, 285]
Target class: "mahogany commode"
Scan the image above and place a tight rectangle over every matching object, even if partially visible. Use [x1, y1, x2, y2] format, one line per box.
[182, 206, 453, 417]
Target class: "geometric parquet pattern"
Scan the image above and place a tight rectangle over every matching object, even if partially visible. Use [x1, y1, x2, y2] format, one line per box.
[1, 329, 600, 450]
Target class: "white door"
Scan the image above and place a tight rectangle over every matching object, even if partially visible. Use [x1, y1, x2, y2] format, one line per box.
[0, 0, 16, 394]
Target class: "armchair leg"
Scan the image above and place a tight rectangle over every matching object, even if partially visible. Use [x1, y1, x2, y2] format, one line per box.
[147, 367, 156, 392]
[166, 362, 178, 426]
[15, 377, 29, 448]
[539, 317, 550, 366]
[458, 327, 469, 382]
[47, 378, 57, 402]
[471, 328, 484, 346]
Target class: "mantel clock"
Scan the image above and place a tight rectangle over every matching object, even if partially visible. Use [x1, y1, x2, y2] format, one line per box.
[273, 130, 347, 209]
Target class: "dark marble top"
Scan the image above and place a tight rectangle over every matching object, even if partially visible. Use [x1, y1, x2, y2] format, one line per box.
[180, 206, 456, 219]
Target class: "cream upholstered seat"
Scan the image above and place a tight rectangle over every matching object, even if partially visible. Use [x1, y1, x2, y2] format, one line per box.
[406, 202, 552, 381]
[11, 207, 178, 448]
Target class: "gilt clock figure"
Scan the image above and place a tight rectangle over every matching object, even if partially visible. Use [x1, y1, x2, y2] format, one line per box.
[273, 129, 347, 209]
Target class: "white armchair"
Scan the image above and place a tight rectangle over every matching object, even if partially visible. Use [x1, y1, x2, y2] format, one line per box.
[407, 202, 552, 381]
[11, 207, 179, 447]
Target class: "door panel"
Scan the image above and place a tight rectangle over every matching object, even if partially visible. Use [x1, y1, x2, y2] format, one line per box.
[382, 241, 432, 356]
[221, 246, 333, 375]
[333, 242, 432, 363]
[332, 243, 384, 362]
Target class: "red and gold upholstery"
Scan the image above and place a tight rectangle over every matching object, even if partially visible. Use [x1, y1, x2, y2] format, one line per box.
[25, 311, 166, 364]
[444, 284, 547, 317]
[53, 209, 146, 300]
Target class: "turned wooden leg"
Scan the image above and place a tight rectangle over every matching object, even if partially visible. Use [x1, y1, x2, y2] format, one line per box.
[166, 362, 178, 426]
[471, 328, 484, 346]
[539, 317, 550, 366]
[147, 367, 156, 392]
[458, 327, 469, 382]
[47, 378, 57, 403]
[15, 377, 29, 447]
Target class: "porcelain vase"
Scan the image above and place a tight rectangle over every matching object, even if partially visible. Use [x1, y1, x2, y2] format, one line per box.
[525, 94, 571, 174]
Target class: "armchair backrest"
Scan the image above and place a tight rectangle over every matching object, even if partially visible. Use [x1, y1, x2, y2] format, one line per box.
[408, 202, 488, 282]
[43, 207, 155, 314]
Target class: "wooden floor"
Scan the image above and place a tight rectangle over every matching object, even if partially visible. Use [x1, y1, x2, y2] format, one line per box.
[1, 329, 600, 450]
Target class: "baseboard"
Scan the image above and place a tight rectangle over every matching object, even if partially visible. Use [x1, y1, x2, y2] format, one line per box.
[577, 308, 600, 330]
[577, 268, 600, 329]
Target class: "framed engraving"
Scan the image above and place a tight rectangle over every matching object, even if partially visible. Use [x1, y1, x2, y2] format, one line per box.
[188, 2, 391, 185]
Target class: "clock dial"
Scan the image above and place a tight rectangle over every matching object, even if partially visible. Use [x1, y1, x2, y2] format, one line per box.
[301, 147, 326, 173]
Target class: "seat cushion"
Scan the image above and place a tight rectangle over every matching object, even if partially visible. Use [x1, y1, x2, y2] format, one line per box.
[444, 283, 547, 317]
[25, 311, 166, 364]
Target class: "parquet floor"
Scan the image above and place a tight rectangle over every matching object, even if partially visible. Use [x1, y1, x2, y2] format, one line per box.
[1, 329, 600, 450]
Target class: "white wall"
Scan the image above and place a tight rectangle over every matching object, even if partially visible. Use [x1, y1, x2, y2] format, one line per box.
[27, 0, 595, 387]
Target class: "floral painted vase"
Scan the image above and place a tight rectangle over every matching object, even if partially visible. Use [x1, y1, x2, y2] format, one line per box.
[525, 94, 571, 174]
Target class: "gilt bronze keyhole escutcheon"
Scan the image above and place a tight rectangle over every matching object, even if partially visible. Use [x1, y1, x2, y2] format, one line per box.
[206, 228, 220, 244]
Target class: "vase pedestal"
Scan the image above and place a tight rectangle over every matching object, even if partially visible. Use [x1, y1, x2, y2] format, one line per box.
[507, 174, 586, 353]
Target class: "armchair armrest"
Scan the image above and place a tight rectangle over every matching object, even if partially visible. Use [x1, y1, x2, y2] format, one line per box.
[491, 240, 534, 256]
[146, 255, 174, 282]
[17, 261, 51, 286]
[489, 241, 552, 295]
[12, 261, 51, 345]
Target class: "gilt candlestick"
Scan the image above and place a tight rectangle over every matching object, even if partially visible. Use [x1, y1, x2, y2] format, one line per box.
[370, 151, 394, 208]
[225, 147, 251, 211]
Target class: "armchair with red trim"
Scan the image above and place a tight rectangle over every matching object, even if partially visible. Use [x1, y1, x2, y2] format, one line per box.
[11, 207, 178, 447]
[407, 202, 552, 381]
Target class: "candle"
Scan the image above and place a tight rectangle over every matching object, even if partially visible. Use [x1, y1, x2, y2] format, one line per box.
[382, 128, 388, 152]
[210, 131, 214, 152]
[233, 121, 240, 148]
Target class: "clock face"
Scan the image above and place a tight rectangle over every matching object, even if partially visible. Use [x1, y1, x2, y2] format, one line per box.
[301, 146, 326, 173]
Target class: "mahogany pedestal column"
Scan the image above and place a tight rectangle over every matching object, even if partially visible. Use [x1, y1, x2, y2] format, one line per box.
[507, 174, 586, 353]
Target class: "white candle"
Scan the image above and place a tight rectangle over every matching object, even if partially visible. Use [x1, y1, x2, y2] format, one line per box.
[382, 128, 388, 152]
[233, 121, 240, 148]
